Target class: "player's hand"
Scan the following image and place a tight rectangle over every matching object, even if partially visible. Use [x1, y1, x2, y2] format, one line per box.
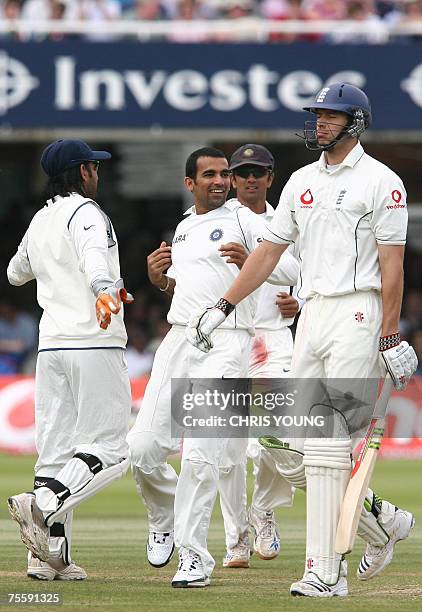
[186, 308, 226, 353]
[147, 242, 172, 289]
[96, 279, 134, 330]
[219, 242, 248, 270]
[276, 292, 299, 319]
[379, 339, 418, 390]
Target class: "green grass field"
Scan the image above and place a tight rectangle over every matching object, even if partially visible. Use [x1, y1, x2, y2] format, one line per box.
[0, 454, 421, 611]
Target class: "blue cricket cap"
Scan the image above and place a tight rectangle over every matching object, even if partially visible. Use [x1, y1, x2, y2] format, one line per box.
[40, 139, 111, 177]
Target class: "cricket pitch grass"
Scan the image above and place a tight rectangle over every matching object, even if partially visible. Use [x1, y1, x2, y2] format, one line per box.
[0, 454, 421, 611]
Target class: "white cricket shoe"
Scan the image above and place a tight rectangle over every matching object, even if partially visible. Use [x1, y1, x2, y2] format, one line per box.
[8, 493, 49, 561]
[291, 560, 348, 598]
[357, 509, 415, 580]
[27, 555, 87, 581]
[290, 573, 348, 597]
[249, 506, 280, 560]
[171, 548, 210, 588]
[222, 532, 250, 568]
[147, 531, 175, 568]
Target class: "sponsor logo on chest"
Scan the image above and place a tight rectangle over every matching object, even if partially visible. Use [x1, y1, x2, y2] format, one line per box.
[300, 189, 314, 208]
[173, 233, 187, 244]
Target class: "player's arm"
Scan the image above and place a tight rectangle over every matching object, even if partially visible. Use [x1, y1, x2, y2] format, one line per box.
[147, 241, 175, 297]
[265, 247, 299, 286]
[371, 176, 417, 388]
[68, 203, 133, 329]
[185, 240, 288, 353]
[224, 240, 288, 305]
[378, 244, 404, 337]
[377, 244, 417, 388]
[7, 229, 35, 286]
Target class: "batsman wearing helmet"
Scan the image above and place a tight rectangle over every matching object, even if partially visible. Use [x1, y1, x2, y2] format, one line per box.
[186, 83, 418, 597]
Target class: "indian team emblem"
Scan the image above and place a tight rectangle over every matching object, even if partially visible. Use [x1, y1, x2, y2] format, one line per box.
[242, 148, 254, 158]
[210, 228, 224, 241]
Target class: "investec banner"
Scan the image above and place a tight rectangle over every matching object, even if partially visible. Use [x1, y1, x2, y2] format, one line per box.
[0, 42, 422, 129]
[0, 375, 421, 457]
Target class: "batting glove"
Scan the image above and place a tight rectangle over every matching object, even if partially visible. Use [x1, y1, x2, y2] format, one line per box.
[185, 299, 234, 353]
[379, 334, 418, 391]
[95, 278, 134, 330]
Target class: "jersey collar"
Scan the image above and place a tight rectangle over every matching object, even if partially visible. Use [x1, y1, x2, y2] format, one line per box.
[226, 197, 275, 217]
[318, 142, 365, 173]
[183, 201, 236, 216]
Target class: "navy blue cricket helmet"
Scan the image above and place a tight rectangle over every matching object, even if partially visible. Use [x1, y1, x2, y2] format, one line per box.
[301, 82, 372, 150]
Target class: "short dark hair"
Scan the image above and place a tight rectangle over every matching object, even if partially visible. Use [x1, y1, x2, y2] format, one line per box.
[41, 163, 93, 201]
[185, 147, 227, 180]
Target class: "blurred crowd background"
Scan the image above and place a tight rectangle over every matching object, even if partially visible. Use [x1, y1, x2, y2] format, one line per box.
[1, 0, 422, 44]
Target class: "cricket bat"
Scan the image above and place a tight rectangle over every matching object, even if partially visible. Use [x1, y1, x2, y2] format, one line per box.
[335, 375, 394, 555]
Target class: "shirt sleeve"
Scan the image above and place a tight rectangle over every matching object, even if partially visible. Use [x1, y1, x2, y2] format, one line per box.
[67, 202, 114, 289]
[237, 208, 299, 286]
[264, 178, 299, 245]
[266, 244, 300, 286]
[370, 172, 407, 245]
[7, 229, 35, 286]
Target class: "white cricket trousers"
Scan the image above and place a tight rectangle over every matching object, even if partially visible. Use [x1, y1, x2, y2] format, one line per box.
[35, 348, 131, 476]
[127, 325, 251, 577]
[248, 328, 295, 511]
[219, 327, 295, 549]
[290, 291, 383, 584]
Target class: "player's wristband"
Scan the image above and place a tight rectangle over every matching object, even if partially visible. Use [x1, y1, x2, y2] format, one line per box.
[379, 333, 400, 352]
[215, 298, 235, 317]
[159, 276, 170, 292]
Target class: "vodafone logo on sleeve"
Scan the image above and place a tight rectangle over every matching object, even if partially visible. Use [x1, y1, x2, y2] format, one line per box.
[300, 189, 314, 208]
[387, 190, 406, 209]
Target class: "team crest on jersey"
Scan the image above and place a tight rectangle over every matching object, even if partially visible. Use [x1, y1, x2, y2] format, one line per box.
[210, 228, 224, 241]
[300, 189, 314, 207]
[336, 189, 347, 210]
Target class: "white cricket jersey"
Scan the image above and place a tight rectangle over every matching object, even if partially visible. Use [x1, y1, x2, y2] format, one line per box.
[7, 192, 127, 350]
[167, 200, 297, 331]
[226, 199, 299, 331]
[255, 204, 298, 331]
[264, 142, 408, 300]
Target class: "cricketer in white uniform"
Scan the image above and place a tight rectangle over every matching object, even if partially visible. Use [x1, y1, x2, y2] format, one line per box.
[127, 147, 298, 588]
[7, 139, 133, 581]
[219, 144, 300, 569]
[187, 85, 418, 597]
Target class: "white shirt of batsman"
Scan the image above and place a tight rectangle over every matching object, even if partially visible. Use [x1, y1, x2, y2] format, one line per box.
[185, 143, 418, 390]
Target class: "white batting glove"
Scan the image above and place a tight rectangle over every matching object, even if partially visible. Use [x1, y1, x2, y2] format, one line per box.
[185, 299, 234, 353]
[379, 335, 418, 391]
